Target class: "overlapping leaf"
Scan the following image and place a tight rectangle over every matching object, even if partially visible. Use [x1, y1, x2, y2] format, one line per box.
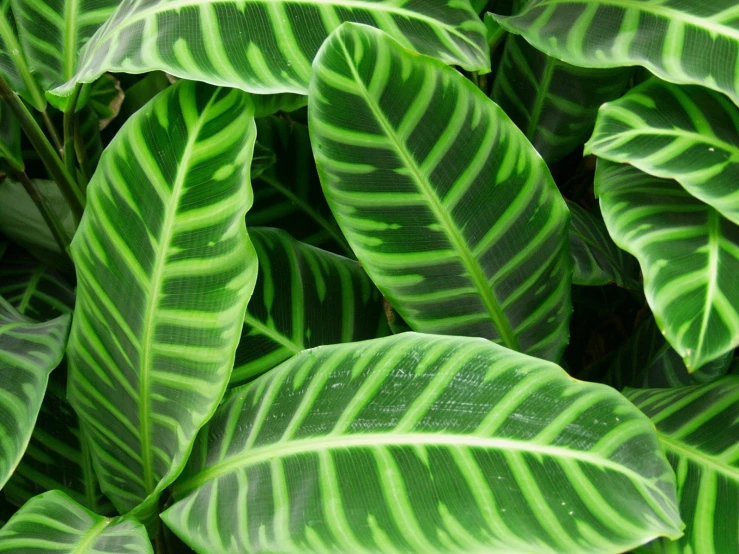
[0, 296, 70, 490]
[493, 0, 739, 107]
[0, 100, 21, 170]
[0, 490, 152, 553]
[310, 23, 571, 361]
[163, 333, 682, 554]
[232, 227, 386, 385]
[0, 0, 45, 110]
[492, 34, 631, 162]
[626, 377, 739, 554]
[587, 79, 739, 225]
[66, 80, 259, 519]
[252, 93, 307, 118]
[53, 0, 489, 99]
[595, 161, 739, 370]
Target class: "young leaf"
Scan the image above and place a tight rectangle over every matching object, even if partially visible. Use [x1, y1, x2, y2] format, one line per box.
[309, 23, 572, 361]
[232, 227, 387, 385]
[0, 490, 152, 553]
[66, 80, 259, 520]
[53, 0, 489, 99]
[595, 160, 739, 371]
[492, 34, 631, 163]
[493, 0, 739, 107]
[0, 296, 70, 490]
[163, 333, 682, 554]
[625, 377, 739, 554]
[568, 200, 640, 289]
[586, 79, 739, 226]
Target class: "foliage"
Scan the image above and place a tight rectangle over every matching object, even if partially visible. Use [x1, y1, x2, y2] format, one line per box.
[0, 1, 736, 553]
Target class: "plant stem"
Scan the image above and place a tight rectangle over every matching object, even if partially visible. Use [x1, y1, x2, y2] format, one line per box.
[41, 110, 63, 153]
[73, 112, 91, 187]
[0, 73, 85, 221]
[64, 84, 83, 177]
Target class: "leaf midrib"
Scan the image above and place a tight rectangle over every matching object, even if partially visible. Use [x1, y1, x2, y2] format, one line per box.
[334, 37, 519, 350]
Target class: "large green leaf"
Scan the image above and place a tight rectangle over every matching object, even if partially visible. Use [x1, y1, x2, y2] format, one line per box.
[493, 0, 739, 107]
[0, 100, 22, 170]
[595, 160, 739, 371]
[0, 296, 70, 490]
[10, 0, 118, 96]
[66, 80, 259, 519]
[53, 0, 489, 100]
[625, 377, 739, 554]
[248, 116, 350, 255]
[162, 333, 682, 554]
[0, 490, 152, 553]
[232, 227, 387, 386]
[0, 0, 45, 110]
[567, 200, 639, 289]
[491, 34, 631, 163]
[586, 79, 739, 226]
[310, 23, 572, 361]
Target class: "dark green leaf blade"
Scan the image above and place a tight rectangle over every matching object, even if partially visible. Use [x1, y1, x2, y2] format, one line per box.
[163, 333, 682, 554]
[309, 23, 572, 361]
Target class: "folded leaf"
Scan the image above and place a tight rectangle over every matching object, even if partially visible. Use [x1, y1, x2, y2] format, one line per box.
[66, 80, 259, 519]
[493, 0, 739, 107]
[0, 490, 152, 553]
[0, 296, 70, 490]
[232, 228, 387, 385]
[625, 377, 739, 554]
[163, 333, 682, 554]
[595, 160, 739, 371]
[310, 23, 572, 361]
[587, 79, 739, 226]
[53, 0, 489, 99]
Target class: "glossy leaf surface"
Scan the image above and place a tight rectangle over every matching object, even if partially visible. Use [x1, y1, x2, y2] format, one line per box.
[54, 0, 489, 98]
[310, 23, 571, 360]
[626, 377, 739, 554]
[66, 80, 259, 518]
[232, 227, 386, 385]
[0, 490, 152, 553]
[596, 161, 739, 371]
[163, 333, 682, 554]
[587, 79, 739, 225]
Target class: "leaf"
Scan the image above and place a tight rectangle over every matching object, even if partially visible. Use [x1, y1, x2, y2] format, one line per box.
[162, 333, 682, 554]
[0, 296, 70, 490]
[10, 0, 118, 94]
[493, 0, 739, 107]
[310, 23, 572, 361]
[0, 490, 152, 553]
[232, 227, 387, 386]
[250, 141, 276, 180]
[586, 315, 733, 390]
[53, 0, 489, 100]
[491, 34, 631, 162]
[3, 369, 115, 515]
[625, 377, 739, 554]
[66, 80, 259, 519]
[0, 99, 22, 170]
[89, 74, 124, 130]
[248, 116, 350, 255]
[595, 160, 739, 371]
[567, 200, 640, 289]
[252, 93, 307, 118]
[586, 79, 739, 226]
[0, 0, 45, 110]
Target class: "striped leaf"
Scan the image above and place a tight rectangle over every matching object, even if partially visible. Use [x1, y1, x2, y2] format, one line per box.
[0, 490, 152, 553]
[493, 0, 739, 107]
[625, 377, 739, 554]
[0, 100, 21, 170]
[252, 93, 307, 118]
[585, 316, 733, 390]
[491, 34, 631, 163]
[3, 368, 114, 515]
[310, 23, 572, 361]
[595, 160, 739, 371]
[232, 227, 387, 386]
[0, 296, 70, 490]
[248, 116, 350, 256]
[162, 333, 682, 554]
[66, 80, 259, 519]
[0, 0, 45, 110]
[567, 200, 640, 289]
[52, 0, 489, 100]
[586, 79, 739, 226]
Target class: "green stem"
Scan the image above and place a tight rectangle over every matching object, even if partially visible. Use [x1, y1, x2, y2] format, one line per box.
[0, 73, 85, 221]
[73, 112, 91, 187]
[41, 110, 63, 153]
[64, 84, 83, 177]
